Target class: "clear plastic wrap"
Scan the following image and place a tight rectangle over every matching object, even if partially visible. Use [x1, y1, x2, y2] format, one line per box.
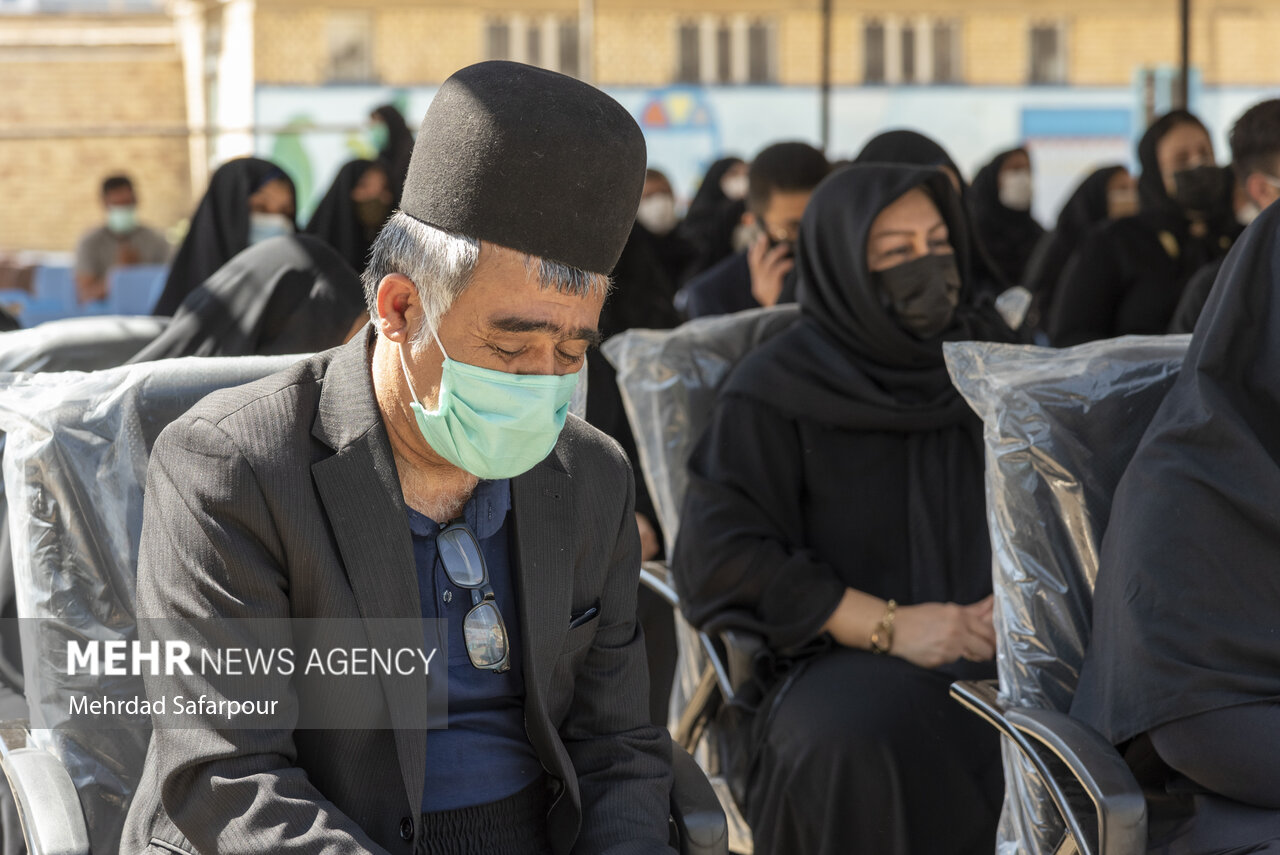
[602, 306, 799, 549]
[0, 315, 168, 373]
[603, 306, 799, 750]
[0, 354, 302, 855]
[944, 335, 1190, 855]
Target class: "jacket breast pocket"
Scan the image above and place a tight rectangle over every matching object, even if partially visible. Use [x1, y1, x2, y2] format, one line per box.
[560, 608, 601, 657]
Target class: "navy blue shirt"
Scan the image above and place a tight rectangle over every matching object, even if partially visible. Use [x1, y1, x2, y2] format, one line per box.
[408, 479, 542, 811]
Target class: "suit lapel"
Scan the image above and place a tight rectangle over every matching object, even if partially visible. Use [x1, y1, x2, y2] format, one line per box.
[311, 330, 427, 817]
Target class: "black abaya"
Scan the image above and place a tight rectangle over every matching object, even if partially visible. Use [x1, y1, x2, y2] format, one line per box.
[673, 165, 1011, 855]
[304, 159, 384, 274]
[154, 158, 295, 317]
[968, 148, 1045, 286]
[1047, 112, 1237, 345]
[128, 235, 365, 362]
[1071, 198, 1280, 750]
[1022, 165, 1125, 326]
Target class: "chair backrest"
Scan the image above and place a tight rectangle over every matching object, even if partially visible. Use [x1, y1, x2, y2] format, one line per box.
[945, 334, 1189, 855]
[602, 305, 801, 548]
[0, 315, 168, 373]
[0, 354, 303, 855]
[31, 266, 76, 323]
[105, 265, 169, 316]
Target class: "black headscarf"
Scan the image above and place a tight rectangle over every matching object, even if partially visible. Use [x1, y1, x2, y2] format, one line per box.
[855, 130, 1010, 297]
[854, 129, 962, 178]
[154, 158, 295, 317]
[1071, 198, 1280, 745]
[1053, 165, 1126, 249]
[968, 147, 1046, 285]
[723, 164, 1014, 604]
[129, 235, 365, 363]
[304, 159, 385, 274]
[678, 157, 747, 279]
[1136, 110, 1206, 218]
[372, 104, 415, 204]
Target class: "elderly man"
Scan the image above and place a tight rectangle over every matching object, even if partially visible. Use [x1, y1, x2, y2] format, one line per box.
[123, 61, 674, 854]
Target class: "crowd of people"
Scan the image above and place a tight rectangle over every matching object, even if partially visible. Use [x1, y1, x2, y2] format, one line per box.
[9, 63, 1280, 854]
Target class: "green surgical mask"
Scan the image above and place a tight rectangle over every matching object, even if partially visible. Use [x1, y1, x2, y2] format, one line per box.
[369, 122, 389, 152]
[106, 205, 137, 235]
[399, 331, 580, 479]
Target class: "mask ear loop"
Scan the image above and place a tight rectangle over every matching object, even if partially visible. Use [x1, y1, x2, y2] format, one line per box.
[397, 324, 450, 409]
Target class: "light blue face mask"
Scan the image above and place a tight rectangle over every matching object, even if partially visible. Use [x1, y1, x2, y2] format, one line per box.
[398, 330, 580, 479]
[248, 212, 294, 246]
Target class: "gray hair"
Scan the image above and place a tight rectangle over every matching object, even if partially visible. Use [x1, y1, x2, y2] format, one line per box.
[361, 212, 612, 348]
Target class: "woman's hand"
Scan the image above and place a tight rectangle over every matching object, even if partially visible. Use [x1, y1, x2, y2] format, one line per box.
[891, 595, 995, 669]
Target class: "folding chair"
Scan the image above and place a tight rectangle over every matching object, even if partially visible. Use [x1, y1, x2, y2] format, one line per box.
[605, 305, 805, 855]
[105, 265, 168, 316]
[0, 354, 726, 855]
[945, 334, 1280, 855]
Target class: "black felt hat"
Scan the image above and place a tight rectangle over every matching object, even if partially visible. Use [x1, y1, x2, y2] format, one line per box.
[401, 61, 647, 275]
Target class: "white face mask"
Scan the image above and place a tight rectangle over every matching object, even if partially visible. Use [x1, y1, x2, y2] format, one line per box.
[998, 169, 1034, 211]
[721, 173, 749, 202]
[636, 194, 678, 235]
[105, 205, 138, 235]
[248, 212, 294, 246]
[1240, 173, 1280, 225]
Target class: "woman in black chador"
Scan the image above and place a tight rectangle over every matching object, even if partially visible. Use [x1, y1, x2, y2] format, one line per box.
[129, 234, 366, 362]
[1047, 110, 1238, 345]
[304, 159, 394, 274]
[153, 158, 296, 317]
[967, 147, 1045, 286]
[1071, 200, 1280, 849]
[673, 164, 1012, 855]
[1022, 164, 1132, 328]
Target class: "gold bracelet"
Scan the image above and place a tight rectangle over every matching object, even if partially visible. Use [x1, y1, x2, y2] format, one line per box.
[869, 599, 897, 655]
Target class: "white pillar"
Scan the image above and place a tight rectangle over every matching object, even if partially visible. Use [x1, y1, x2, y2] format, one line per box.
[541, 16, 558, 72]
[214, 0, 255, 165]
[731, 15, 749, 83]
[510, 14, 528, 64]
[884, 17, 902, 85]
[173, 0, 209, 194]
[916, 15, 934, 84]
[698, 16, 716, 84]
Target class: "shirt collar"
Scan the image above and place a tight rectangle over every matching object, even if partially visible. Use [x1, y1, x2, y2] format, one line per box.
[405, 478, 511, 541]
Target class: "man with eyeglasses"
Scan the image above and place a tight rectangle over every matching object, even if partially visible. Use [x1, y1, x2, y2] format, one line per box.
[124, 61, 675, 854]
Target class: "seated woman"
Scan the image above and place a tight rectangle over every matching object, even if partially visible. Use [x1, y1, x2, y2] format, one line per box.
[673, 164, 1013, 855]
[1071, 201, 1280, 839]
[128, 234, 367, 362]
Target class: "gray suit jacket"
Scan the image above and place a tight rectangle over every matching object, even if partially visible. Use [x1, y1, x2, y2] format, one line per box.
[122, 329, 674, 854]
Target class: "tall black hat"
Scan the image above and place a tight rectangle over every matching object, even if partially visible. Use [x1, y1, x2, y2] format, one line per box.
[400, 61, 647, 275]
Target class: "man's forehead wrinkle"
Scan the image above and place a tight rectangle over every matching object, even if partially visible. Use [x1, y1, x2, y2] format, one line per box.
[486, 316, 601, 345]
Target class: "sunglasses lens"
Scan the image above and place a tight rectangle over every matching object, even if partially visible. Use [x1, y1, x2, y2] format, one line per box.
[463, 602, 508, 669]
[438, 527, 485, 587]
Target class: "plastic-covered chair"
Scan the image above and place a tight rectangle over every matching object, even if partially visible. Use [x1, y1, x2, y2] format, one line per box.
[0, 354, 727, 855]
[105, 265, 168, 316]
[605, 305, 804, 855]
[944, 334, 1280, 855]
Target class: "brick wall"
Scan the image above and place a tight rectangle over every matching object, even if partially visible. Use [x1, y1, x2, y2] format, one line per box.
[0, 16, 192, 253]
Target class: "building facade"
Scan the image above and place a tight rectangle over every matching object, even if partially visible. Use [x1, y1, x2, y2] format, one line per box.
[4, 0, 1280, 251]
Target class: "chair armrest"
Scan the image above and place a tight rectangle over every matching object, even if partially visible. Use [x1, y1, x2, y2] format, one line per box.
[640, 561, 679, 611]
[0, 722, 89, 855]
[1006, 707, 1146, 855]
[669, 739, 728, 855]
[718, 629, 764, 699]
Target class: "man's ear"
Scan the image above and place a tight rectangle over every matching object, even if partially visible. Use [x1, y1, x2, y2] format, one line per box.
[376, 274, 419, 343]
[1245, 172, 1278, 210]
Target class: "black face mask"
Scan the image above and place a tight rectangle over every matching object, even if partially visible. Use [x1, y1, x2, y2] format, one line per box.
[872, 253, 962, 339]
[1172, 165, 1224, 215]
